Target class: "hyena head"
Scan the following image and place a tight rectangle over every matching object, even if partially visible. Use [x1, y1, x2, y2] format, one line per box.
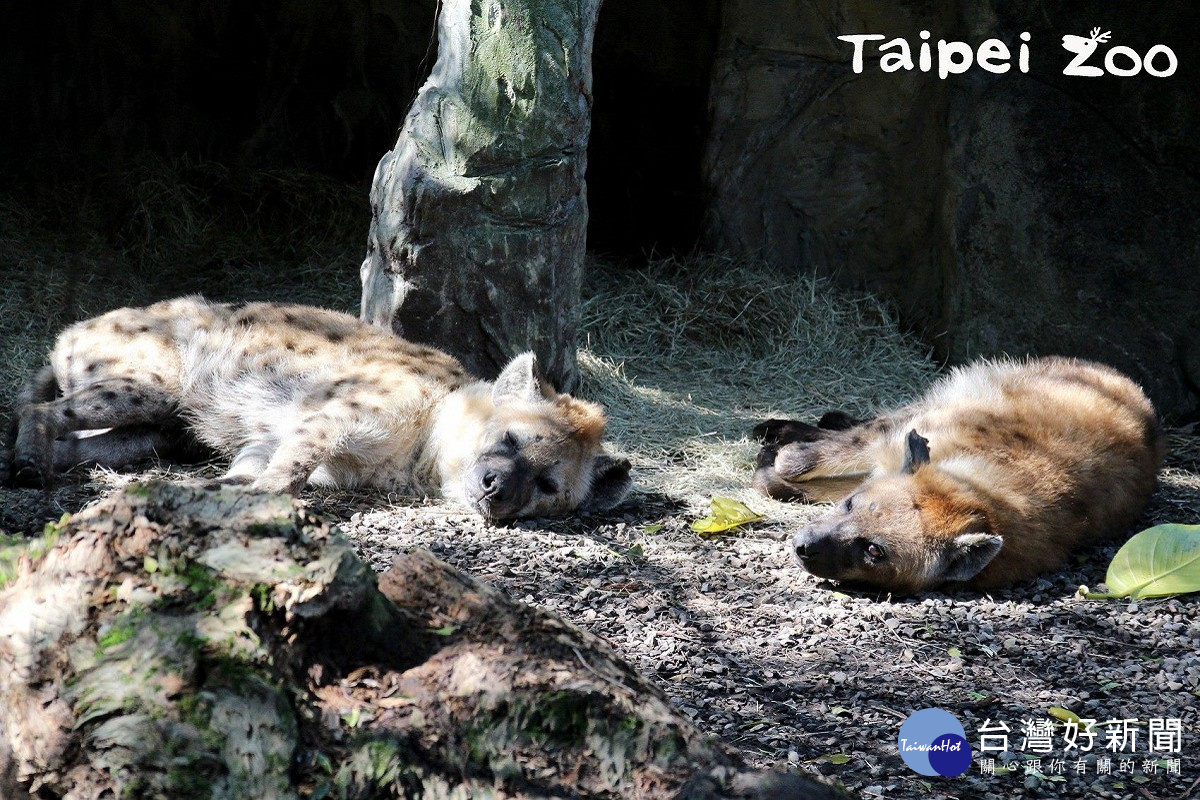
[439, 353, 632, 520]
[790, 431, 1003, 593]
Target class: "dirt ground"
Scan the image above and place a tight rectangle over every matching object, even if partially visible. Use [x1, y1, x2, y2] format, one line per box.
[2, 180, 1199, 799]
[3, 433, 1198, 800]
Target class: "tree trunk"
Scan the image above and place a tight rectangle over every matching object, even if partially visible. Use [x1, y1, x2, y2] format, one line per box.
[0, 483, 846, 799]
[360, 0, 599, 392]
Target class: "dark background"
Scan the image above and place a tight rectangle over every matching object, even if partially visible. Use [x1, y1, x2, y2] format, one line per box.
[0, 0, 717, 257]
[2, 0, 1198, 419]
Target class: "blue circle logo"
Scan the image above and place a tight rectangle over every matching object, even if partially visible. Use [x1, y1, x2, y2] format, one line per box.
[898, 708, 972, 776]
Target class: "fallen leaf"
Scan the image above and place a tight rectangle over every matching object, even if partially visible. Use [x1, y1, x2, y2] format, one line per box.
[1087, 524, 1200, 599]
[691, 497, 764, 537]
[1048, 706, 1080, 724]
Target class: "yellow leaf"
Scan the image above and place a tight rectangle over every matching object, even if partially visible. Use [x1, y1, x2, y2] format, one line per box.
[691, 497, 764, 537]
[1048, 706, 1080, 724]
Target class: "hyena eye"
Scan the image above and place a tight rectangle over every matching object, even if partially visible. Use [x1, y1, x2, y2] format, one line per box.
[536, 476, 559, 495]
[865, 543, 886, 561]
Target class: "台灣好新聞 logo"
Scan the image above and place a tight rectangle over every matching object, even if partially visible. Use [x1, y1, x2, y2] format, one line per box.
[898, 708, 973, 777]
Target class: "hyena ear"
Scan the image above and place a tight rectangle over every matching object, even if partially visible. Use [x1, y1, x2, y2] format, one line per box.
[940, 533, 1004, 583]
[583, 454, 632, 512]
[901, 429, 931, 474]
[493, 352, 554, 405]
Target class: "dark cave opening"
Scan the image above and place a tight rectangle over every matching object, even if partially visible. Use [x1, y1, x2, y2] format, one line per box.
[0, 0, 717, 260]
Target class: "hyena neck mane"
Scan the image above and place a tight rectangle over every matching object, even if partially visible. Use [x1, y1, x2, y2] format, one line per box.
[420, 353, 623, 519]
[421, 382, 501, 494]
[424, 379, 609, 491]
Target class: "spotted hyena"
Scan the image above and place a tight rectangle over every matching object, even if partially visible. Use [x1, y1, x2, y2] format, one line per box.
[753, 357, 1164, 592]
[3, 296, 632, 519]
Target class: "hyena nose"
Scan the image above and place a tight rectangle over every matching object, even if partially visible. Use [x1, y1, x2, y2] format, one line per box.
[479, 469, 500, 497]
[791, 528, 816, 564]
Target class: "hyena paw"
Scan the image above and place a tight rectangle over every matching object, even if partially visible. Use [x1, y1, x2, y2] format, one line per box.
[773, 441, 824, 480]
[201, 475, 255, 491]
[752, 418, 826, 445]
[6, 454, 48, 487]
[752, 443, 813, 502]
[250, 473, 304, 496]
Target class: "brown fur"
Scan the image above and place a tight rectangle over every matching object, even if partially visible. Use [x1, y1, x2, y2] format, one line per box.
[754, 357, 1165, 592]
[5, 296, 632, 519]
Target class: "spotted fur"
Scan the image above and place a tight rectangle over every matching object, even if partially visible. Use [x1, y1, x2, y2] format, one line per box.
[754, 357, 1164, 592]
[5, 296, 631, 519]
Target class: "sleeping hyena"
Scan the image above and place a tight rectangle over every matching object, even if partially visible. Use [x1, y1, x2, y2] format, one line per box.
[3, 296, 632, 520]
[753, 357, 1164, 592]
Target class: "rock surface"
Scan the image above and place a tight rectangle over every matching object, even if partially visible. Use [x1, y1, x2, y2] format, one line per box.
[0, 483, 845, 799]
[704, 0, 1200, 418]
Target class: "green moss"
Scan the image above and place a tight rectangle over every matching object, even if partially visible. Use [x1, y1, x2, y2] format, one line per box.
[180, 563, 220, 601]
[245, 519, 295, 538]
[1, 514, 72, 587]
[0, 535, 25, 589]
[520, 690, 591, 745]
[251, 583, 276, 613]
[97, 610, 144, 653]
[334, 737, 423, 797]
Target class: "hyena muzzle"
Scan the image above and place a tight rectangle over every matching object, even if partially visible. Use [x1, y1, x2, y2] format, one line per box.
[2, 296, 632, 520]
[753, 357, 1165, 592]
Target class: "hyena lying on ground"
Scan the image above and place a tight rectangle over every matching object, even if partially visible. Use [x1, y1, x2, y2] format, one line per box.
[2, 296, 632, 520]
[754, 357, 1164, 593]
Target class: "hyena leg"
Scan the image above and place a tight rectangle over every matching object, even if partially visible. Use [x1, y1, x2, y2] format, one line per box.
[11, 378, 177, 484]
[49, 425, 182, 472]
[209, 442, 276, 488]
[250, 410, 353, 495]
[752, 414, 904, 502]
[752, 410, 863, 445]
[2, 366, 59, 483]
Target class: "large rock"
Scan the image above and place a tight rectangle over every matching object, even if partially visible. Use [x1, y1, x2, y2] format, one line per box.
[704, 0, 1200, 418]
[0, 483, 847, 799]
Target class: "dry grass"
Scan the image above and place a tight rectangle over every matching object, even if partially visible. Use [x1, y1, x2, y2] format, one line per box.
[18, 169, 1197, 538]
[0, 157, 364, 418]
[1, 166, 939, 533]
[578, 255, 938, 521]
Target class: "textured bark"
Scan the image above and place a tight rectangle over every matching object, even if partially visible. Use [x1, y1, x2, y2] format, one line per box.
[361, 0, 600, 392]
[0, 484, 846, 800]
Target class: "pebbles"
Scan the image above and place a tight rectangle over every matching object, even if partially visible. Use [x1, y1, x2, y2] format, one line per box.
[326, 490, 1200, 800]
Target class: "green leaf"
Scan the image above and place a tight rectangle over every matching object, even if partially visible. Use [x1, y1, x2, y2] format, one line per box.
[642, 523, 663, 534]
[947, 647, 962, 658]
[143, 555, 159, 574]
[431, 625, 457, 637]
[826, 754, 851, 765]
[691, 497, 764, 537]
[1088, 524, 1200, 599]
[1048, 706, 1080, 724]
